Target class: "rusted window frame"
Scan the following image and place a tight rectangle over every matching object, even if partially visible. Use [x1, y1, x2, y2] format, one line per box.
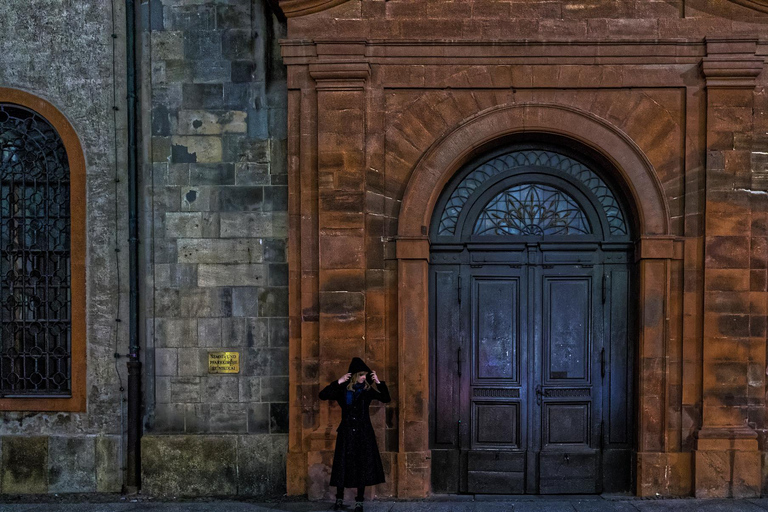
[0, 88, 86, 412]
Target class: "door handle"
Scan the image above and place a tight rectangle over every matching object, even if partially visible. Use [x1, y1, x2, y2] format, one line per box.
[535, 384, 543, 405]
[457, 347, 462, 377]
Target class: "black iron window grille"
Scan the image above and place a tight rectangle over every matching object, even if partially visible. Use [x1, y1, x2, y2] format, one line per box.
[0, 104, 71, 397]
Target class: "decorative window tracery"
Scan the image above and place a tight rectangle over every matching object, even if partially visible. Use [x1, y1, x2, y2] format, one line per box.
[437, 150, 627, 237]
[0, 104, 71, 397]
[473, 184, 591, 236]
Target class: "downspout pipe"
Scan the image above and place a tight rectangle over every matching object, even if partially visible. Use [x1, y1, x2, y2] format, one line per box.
[125, 0, 142, 492]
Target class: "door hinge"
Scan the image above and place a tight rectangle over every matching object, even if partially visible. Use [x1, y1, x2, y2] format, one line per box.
[602, 273, 608, 303]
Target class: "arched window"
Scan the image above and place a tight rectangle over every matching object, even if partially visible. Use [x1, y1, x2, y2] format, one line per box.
[434, 148, 629, 241]
[0, 89, 85, 411]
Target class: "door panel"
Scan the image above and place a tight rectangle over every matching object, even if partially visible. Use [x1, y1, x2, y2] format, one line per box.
[536, 268, 602, 494]
[430, 266, 461, 493]
[474, 279, 520, 382]
[602, 266, 633, 493]
[539, 451, 599, 494]
[543, 402, 591, 446]
[466, 269, 526, 493]
[545, 279, 590, 382]
[474, 402, 520, 446]
[468, 451, 526, 494]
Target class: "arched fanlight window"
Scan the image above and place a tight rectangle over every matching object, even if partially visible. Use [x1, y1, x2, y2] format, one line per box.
[473, 183, 592, 236]
[436, 149, 629, 240]
[0, 103, 71, 397]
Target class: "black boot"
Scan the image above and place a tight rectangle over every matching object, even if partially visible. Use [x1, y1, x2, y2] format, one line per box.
[354, 501, 364, 512]
[332, 498, 344, 510]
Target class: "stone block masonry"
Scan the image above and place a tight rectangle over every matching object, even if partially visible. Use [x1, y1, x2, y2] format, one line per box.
[142, 0, 289, 497]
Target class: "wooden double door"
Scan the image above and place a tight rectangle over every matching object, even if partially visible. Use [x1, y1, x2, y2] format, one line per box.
[430, 246, 633, 494]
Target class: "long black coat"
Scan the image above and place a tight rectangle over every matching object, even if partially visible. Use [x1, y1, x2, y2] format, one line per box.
[319, 379, 391, 488]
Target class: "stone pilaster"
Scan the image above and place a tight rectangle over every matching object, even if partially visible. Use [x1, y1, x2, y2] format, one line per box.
[696, 37, 765, 499]
[305, 55, 371, 500]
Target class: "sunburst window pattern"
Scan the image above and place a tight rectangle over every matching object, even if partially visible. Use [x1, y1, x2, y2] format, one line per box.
[438, 150, 627, 237]
[473, 184, 591, 236]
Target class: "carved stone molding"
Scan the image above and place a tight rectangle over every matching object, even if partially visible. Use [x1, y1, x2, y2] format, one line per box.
[278, 0, 351, 18]
[702, 38, 764, 89]
[278, 0, 768, 18]
[728, 0, 768, 13]
[309, 62, 370, 90]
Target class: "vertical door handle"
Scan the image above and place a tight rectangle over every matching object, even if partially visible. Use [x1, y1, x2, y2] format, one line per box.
[457, 347, 462, 377]
[535, 384, 543, 405]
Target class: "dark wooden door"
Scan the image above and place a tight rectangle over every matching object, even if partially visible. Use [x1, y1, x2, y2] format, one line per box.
[532, 265, 602, 494]
[430, 251, 631, 494]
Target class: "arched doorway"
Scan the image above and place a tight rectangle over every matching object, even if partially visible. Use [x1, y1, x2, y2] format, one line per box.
[428, 140, 635, 495]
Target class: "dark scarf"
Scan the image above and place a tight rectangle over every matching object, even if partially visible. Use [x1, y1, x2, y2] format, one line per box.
[346, 382, 365, 405]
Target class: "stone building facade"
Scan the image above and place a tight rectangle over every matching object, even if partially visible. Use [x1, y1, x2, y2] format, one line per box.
[0, 0, 289, 497]
[2, 0, 768, 501]
[280, 0, 768, 501]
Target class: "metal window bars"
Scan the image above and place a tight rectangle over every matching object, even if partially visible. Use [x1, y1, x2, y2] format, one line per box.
[0, 104, 71, 397]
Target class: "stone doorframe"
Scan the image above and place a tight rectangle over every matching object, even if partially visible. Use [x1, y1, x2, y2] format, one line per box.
[395, 103, 679, 498]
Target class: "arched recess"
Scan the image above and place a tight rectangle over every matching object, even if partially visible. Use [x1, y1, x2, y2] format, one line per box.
[394, 103, 673, 498]
[0, 87, 87, 412]
[399, 104, 668, 240]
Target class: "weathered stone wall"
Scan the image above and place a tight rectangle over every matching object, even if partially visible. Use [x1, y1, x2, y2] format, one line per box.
[140, 0, 289, 497]
[0, 0, 127, 494]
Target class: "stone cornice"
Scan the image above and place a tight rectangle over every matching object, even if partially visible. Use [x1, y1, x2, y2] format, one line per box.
[277, 0, 768, 17]
[309, 62, 370, 90]
[702, 38, 765, 89]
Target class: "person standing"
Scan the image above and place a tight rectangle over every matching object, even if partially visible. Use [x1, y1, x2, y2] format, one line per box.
[319, 357, 391, 512]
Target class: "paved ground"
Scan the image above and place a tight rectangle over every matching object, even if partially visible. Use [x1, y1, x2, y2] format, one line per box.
[2, 496, 768, 512]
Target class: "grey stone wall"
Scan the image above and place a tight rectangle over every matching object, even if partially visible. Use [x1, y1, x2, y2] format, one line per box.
[0, 0, 127, 494]
[141, 0, 289, 497]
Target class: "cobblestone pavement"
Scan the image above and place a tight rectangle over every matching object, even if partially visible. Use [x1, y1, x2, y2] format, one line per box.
[2, 496, 768, 512]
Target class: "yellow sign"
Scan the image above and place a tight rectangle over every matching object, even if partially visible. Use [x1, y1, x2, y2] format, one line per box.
[208, 351, 240, 374]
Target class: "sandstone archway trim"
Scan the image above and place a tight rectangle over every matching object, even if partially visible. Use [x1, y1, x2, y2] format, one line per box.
[393, 103, 672, 498]
[398, 103, 670, 240]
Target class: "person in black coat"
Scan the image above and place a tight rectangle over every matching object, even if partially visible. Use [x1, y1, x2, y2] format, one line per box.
[319, 357, 391, 512]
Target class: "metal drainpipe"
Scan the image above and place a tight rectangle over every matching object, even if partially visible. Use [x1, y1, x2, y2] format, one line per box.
[125, 0, 142, 492]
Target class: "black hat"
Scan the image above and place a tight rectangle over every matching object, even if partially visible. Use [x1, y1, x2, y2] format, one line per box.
[347, 357, 371, 375]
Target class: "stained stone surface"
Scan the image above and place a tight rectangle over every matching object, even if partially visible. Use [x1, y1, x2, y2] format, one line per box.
[0, 0, 127, 495]
[143, 0, 288, 497]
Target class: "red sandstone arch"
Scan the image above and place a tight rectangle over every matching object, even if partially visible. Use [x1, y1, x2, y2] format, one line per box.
[398, 103, 669, 240]
[393, 103, 673, 498]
